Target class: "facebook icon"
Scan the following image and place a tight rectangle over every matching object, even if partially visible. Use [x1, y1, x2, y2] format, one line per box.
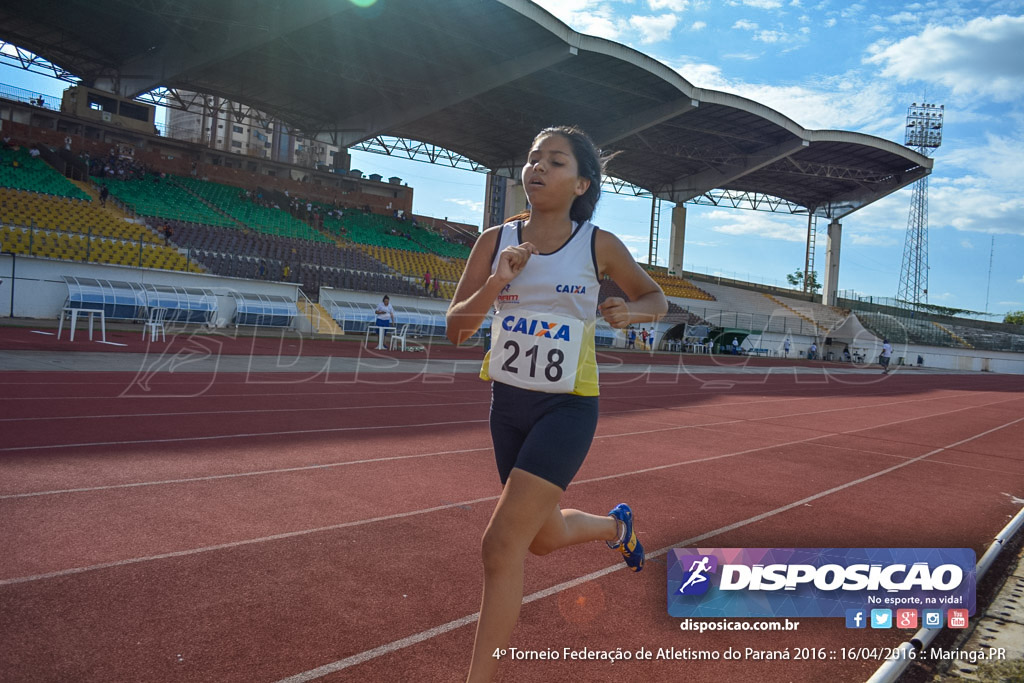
[845, 609, 867, 629]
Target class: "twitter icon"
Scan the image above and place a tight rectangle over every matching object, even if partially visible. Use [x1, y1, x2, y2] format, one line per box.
[871, 609, 893, 629]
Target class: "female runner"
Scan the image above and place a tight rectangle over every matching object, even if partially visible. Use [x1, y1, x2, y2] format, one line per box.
[446, 125, 667, 682]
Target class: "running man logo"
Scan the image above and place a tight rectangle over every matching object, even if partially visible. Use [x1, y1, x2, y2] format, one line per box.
[676, 554, 717, 596]
[500, 314, 571, 341]
[497, 284, 518, 304]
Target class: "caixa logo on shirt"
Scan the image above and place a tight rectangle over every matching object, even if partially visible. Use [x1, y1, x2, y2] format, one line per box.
[555, 284, 587, 294]
[500, 314, 572, 341]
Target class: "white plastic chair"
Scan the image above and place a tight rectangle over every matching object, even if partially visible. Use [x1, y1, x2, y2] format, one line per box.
[143, 307, 168, 342]
[389, 323, 410, 351]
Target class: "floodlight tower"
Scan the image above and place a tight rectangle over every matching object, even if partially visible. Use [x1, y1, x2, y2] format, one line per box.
[896, 102, 943, 308]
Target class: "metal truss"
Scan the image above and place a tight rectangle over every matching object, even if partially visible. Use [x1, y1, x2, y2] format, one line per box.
[353, 135, 810, 214]
[350, 135, 492, 172]
[775, 157, 896, 183]
[686, 189, 807, 214]
[0, 42, 79, 83]
[0, 51, 814, 217]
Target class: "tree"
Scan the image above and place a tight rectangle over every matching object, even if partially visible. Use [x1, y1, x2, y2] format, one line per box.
[786, 269, 821, 292]
[1005, 310, 1024, 326]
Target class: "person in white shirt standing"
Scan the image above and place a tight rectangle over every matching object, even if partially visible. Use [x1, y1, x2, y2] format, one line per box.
[373, 295, 396, 349]
[880, 339, 893, 374]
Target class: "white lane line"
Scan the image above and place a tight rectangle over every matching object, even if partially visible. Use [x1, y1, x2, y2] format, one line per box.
[0, 390, 998, 497]
[0, 399, 488, 422]
[273, 415, 1024, 683]
[0, 375, 1003, 454]
[1, 399, 1017, 586]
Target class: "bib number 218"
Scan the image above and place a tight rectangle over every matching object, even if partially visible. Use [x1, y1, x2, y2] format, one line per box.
[500, 340, 564, 382]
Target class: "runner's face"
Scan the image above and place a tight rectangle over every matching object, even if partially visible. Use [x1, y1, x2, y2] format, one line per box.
[522, 134, 589, 212]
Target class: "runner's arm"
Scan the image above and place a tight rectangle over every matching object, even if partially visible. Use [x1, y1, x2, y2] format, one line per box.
[445, 228, 539, 345]
[595, 230, 667, 329]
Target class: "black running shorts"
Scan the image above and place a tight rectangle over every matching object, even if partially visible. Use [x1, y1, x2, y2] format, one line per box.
[488, 381, 599, 490]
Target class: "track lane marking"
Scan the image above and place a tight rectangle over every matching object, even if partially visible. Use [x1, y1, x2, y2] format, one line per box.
[272, 415, 1024, 682]
[2, 399, 1018, 586]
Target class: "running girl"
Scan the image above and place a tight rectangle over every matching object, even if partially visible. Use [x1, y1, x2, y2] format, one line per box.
[446, 125, 667, 682]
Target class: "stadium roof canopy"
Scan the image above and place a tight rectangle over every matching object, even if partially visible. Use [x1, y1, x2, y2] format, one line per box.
[0, 0, 931, 218]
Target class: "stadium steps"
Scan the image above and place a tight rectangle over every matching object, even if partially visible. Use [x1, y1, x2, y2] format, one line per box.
[169, 179, 246, 229]
[298, 299, 345, 336]
[763, 293, 826, 335]
[931, 321, 973, 348]
[69, 179, 139, 223]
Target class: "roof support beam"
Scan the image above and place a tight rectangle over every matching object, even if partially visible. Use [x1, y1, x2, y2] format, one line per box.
[107, 3, 354, 98]
[330, 44, 577, 148]
[826, 165, 931, 219]
[589, 97, 699, 148]
[662, 137, 809, 203]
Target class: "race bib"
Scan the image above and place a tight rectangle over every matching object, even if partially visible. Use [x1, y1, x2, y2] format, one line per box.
[488, 310, 583, 394]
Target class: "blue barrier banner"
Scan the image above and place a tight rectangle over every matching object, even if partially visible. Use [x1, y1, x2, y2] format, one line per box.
[667, 548, 976, 619]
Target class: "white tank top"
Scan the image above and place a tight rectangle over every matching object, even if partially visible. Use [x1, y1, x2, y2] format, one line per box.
[480, 219, 602, 395]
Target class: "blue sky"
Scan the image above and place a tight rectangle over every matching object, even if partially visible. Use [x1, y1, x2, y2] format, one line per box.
[2, 0, 1022, 316]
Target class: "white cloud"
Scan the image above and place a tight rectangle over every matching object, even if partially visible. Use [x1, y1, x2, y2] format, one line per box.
[666, 60, 900, 132]
[1018, 276, 1024, 284]
[865, 15, 1024, 102]
[691, 20, 707, 30]
[960, 239, 974, 249]
[630, 13, 679, 43]
[446, 198, 483, 214]
[930, 177, 1024, 236]
[887, 12, 916, 24]
[755, 29, 786, 42]
[531, 0, 623, 40]
[825, 18, 837, 27]
[940, 132, 1024, 187]
[648, 0, 689, 10]
[842, 4, 865, 18]
[733, 19, 759, 30]
[848, 233, 900, 247]
[740, 0, 784, 8]
[705, 210, 807, 242]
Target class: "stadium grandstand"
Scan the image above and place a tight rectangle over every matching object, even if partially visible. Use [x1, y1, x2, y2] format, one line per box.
[0, 0, 1021, 371]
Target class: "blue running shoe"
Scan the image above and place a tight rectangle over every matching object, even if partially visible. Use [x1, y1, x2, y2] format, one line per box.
[607, 503, 644, 572]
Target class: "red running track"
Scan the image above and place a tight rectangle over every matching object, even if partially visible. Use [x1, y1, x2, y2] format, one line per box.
[0, 369, 1022, 682]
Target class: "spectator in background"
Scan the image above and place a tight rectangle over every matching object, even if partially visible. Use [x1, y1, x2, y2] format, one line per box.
[880, 339, 893, 374]
[99, 185, 109, 206]
[731, 337, 739, 354]
[282, 264, 291, 281]
[162, 224, 173, 245]
[640, 327, 649, 350]
[783, 338, 791, 357]
[432, 277, 440, 298]
[627, 326, 636, 349]
[374, 295, 396, 350]
[29, 145, 41, 158]
[423, 270, 432, 294]
[808, 342, 817, 360]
